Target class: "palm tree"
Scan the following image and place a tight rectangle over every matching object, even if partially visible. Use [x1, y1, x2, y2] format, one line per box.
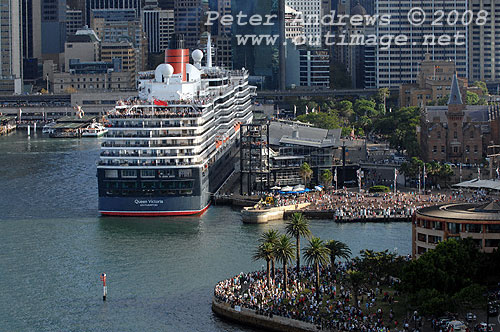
[346, 270, 365, 308]
[320, 169, 333, 188]
[274, 234, 295, 294]
[325, 240, 351, 277]
[253, 242, 274, 286]
[303, 237, 330, 299]
[260, 229, 280, 279]
[377, 88, 390, 113]
[299, 162, 313, 186]
[285, 212, 312, 274]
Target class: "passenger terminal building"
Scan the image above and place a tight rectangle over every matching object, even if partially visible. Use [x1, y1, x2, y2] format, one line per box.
[413, 201, 500, 258]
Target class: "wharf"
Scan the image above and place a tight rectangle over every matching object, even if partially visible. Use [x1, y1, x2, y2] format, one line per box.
[283, 210, 411, 222]
[212, 298, 317, 332]
[212, 195, 260, 207]
[0, 115, 17, 136]
[241, 203, 311, 224]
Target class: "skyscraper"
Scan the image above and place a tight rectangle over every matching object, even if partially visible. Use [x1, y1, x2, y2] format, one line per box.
[174, 0, 207, 49]
[21, 0, 41, 81]
[158, 0, 174, 9]
[374, 0, 467, 88]
[85, 0, 141, 25]
[21, 0, 41, 59]
[469, 0, 500, 85]
[0, 0, 23, 93]
[231, 0, 278, 89]
[41, 0, 67, 67]
[142, 8, 175, 54]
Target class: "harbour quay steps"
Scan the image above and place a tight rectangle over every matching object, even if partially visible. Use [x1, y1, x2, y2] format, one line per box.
[212, 298, 318, 332]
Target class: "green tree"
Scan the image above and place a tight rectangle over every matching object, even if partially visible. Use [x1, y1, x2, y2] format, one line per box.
[354, 99, 377, 118]
[358, 249, 397, 284]
[297, 112, 342, 130]
[376, 88, 390, 114]
[299, 162, 313, 185]
[439, 163, 454, 187]
[400, 157, 424, 187]
[473, 81, 488, 95]
[338, 100, 354, 119]
[346, 270, 366, 308]
[260, 229, 280, 279]
[320, 169, 333, 188]
[466, 91, 480, 105]
[274, 235, 296, 294]
[401, 238, 483, 296]
[253, 242, 274, 286]
[325, 240, 351, 277]
[381, 107, 421, 156]
[286, 212, 312, 274]
[437, 95, 449, 106]
[303, 237, 330, 299]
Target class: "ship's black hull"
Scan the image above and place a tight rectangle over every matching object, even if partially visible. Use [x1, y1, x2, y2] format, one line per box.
[98, 144, 238, 216]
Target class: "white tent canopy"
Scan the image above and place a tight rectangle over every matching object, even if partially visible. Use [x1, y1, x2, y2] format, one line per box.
[453, 179, 500, 191]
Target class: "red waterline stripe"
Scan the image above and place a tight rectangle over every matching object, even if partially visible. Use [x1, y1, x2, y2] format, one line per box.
[100, 203, 211, 217]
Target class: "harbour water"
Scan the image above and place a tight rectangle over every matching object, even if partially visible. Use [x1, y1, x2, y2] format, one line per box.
[0, 131, 411, 331]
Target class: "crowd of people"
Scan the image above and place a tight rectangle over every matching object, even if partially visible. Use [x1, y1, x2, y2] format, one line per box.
[215, 262, 414, 331]
[265, 190, 474, 220]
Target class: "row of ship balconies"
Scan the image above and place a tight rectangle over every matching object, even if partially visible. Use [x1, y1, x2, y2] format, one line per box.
[107, 94, 251, 132]
[100, 151, 196, 158]
[98, 159, 203, 167]
[104, 130, 198, 139]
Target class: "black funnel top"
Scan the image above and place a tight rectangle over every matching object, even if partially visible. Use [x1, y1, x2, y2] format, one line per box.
[169, 34, 185, 49]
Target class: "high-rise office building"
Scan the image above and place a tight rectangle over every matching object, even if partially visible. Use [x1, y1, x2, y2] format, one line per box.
[66, 8, 83, 37]
[91, 9, 148, 71]
[469, 0, 500, 85]
[174, 0, 207, 49]
[158, 0, 174, 9]
[21, 0, 41, 81]
[142, 8, 175, 53]
[231, 0, 278, 89]
[286, 0, 324, 43]
[0, 0, 23, 93]
[207, 0, 231, 68]
[374, 0, 467, 88]
[21, 0, 41, 59]
[85, 0, 141, 25]
[41, 0, 67, 67]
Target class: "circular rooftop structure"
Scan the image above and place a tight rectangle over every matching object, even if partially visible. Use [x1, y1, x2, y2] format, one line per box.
[416, 201, 500, 222]
[413, 201, 500, 257]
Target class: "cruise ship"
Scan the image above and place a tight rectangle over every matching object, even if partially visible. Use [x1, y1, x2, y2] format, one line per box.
[97, 36, 254, 216]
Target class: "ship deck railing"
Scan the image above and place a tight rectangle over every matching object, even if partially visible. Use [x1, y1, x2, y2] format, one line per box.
[101, 142, 196, 148]
[100, 152, 196, 157]
[107, 123, 202, 129]
[98, 161, 202, 167]
[107, 111, 203, 119]
[104, 132, 198, 138]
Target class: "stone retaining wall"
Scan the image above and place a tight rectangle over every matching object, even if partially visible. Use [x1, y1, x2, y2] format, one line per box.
[212, 298, 319, 332]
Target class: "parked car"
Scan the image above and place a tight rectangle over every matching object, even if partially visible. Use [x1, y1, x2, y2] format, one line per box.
[466, 313, 477, 322]
[447, 320, 467, 332]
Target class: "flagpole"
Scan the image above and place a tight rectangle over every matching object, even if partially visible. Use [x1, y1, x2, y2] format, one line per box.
[418, 166, 421, 194]
[335, 167, 338, 191]
[394, 168, 397, 195]
[423, 164, 426, 193]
